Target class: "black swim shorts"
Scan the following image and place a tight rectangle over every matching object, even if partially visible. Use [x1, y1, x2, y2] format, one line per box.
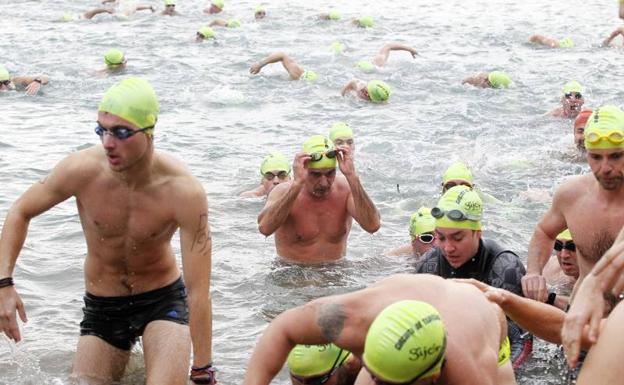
[80, 277, 189, 350]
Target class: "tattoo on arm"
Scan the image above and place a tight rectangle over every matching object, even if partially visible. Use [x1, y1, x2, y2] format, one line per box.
[316, 303, 347, 342]
[190, 213, 210, 252]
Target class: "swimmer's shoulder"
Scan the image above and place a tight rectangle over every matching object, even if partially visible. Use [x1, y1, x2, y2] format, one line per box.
[155, 151, 206, 195]
[553, 174, 593, 202]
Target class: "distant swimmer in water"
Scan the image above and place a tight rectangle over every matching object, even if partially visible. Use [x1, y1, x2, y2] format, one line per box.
[462, 71, 511, 89]
[529, 34, 575, 48]
[355, 42, 418, 73]
[573, 109, 593, 153]
[0, 64, 49, 95]
[209, 18, 241, 28]
[318, 10, 342, 21]
[329, 122, 355, 154]
[62, 1, 154, 21]
[352, 15, 374, 28]
[341, 79, 391, 103]
[385, 207, 437, 258]
[287, 344, 361, 385]
[250, 52, 317, 81]
[542, 229, 580, 309]
[257, 135, 380, 263]
[204, 0, 224, 14]
[196, 26, 216, 42]
[602, 26, 624, 47]
[240, 152, 292, 198]
[0, 77, 215, 384]
[254, 5, 266, 20]
[242, 274, 517, 385]
[161, 0, 179, 16]
[440, 161, 500, 203]
[546, 80, 585, 119]
[98, 48, 127, 74]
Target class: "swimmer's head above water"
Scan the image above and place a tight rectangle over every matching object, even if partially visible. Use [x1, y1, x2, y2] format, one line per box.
[583, 105, 624, 191]
[254, 5, 266, 20]
[329, 122, 354, 152]
[409, 207, 437, 256]
[487, 71, 511, 89]
[260, 152, 291, 194]
[207, 0, 224, 13]
[196, 26, 215, 41]
[302, 135, 337, 198]
[574, 109, 593, 152]
[561, 80, 584, 117]
[288, 344, 351, 385]
[104, 48, 127, 70]
[0, 65, 12, 91]
[366, 80, 391, 103]
[442, 162, 474, 192]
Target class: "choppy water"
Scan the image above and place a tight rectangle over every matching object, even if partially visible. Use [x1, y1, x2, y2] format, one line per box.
[0, 0, 621, 383]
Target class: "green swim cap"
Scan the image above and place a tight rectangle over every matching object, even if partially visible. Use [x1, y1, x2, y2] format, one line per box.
[367, 80, 391, 103]
[98, 77, 159, 131]
[409, 207, 436, 238]
[212, 0, 224, 10]
[556, 229, 572, 241]
[0, 65, 9, 82]
[358, 16, 374, 28]
[164, 0, 175, 5]
[255, 5, 265, 14]
[487, 71, 511, 89]
[61, 13, 75, 22]
[434, 185, 482, 231]
[562, 80, 582, 95]
[442, 162, 474, 185]
[302, 135, 336, 169]
[328, 10, 341, 20]
[559, 38, 574, 48]
[584, 105, 624, 150]
[104, 49, 125, 67]
[227, 19, 241, 28]
[356, 60, 374, 73]
[300, 70, 317, 82]
[198, 26, 215, 39]
[329, 122, 353, 142]
[260, 152, 291, 175]
[363, 300, 447, 383]
[330, 41, 344, 54]
[287, 344, 350, 377]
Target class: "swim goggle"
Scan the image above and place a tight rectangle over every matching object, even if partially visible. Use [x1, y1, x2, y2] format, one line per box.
[565, 92, 583, 100]
[554, 240, 575, 252]
[95, 123, 154, 140]
[0, 80, 10, 86]
[430, 207, 479, 222]
[585, 129, 624, 145]
[310, 150, 337, 162]
[291, 349, 349, 385]
[166, 4, 175, 7]
[264, 171, 289, 180]
[417, 232, 434, 244]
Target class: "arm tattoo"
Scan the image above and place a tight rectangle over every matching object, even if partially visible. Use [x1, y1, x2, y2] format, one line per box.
[190, 213, 210, 252]
[316, 303, 347, 342]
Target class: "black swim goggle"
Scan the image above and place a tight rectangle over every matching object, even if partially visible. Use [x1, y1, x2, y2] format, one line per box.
[95, 123, 154, 140]
[291, 349, 349, 385]
[430, 207, 478, 222]
[554, 240, 575, 252]
[310, 150, 337, 162]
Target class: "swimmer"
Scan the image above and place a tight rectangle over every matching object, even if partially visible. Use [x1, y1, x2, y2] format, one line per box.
[542, 229, 580, 310]
[196, 26, 216, 42]
[250, 52, 317, 81]
[204, 0, 224, 14]
[462, 71, 511, 89]
[99, 48, 127, 74]
[0, 77, 215, 384]
[546, 80, 585, 119]
[328, 122, 354, 153]
[415, 185, 532, 369]
[242, 274, 517, 385]
[355, 42, 417, 72]
[257, 135, 380, 263]
[385, 207, 437, 258]
[319, 10, 342, 21]
[240, 152, 291, 198]
[529, 34, 575, 48]
[441, 161, 473, 192]
[341, 79, 391, 103]
[0, 64, 49, 96]
[602, 26, 624, 47]
[161, 0, 178, 16]
[287, 344, 361, 385]
[209, 18, 241, 28]
[352, 15, 374, 28]
[254, 5, 266, 20]
[61, 7, 113, 21]
[573, 109, 593, 153]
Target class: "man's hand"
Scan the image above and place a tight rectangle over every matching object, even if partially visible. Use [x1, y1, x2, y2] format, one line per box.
[335, 146, 355, 177]
[0, 286, 28, 342]
[521, 273, 548, 302]
[25, 81, 42, 96]
[249, 63, 263, 75]
[292, 152, 310, 181]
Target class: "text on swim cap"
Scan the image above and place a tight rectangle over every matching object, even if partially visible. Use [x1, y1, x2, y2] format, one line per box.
[408, 345, 443, 361]
[393, 314, 441, 351]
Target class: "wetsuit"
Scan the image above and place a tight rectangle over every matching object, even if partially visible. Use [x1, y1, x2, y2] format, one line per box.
[414, 238, 532, 369]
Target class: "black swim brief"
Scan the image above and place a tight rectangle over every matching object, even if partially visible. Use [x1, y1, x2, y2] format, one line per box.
[80, 276, 189, 350]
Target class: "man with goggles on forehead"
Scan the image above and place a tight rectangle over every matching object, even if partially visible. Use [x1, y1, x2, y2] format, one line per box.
[414, 186, 532, 370]
[0, 77, 215, 384]
[542, 229, 580, 310]
[0, 64, 49, 96]
[242, 274, 516, 385]
[546, 80, 585, 119]
[287, 344, 360, 385]
[241, 152, 292, 198]
[385, 207, 436, 258]
[258, 135, 380, 263]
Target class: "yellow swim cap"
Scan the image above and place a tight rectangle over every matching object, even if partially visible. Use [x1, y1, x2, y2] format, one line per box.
[409, 207, 435, 238]
[260, 152, 290, 175]
[562, 80, 582, 96]
[329, 122, 353, 142]
[302, 135, 336, 169]
[198, 26, 215, 39]
[559, 38, 574, 48]
[0, 65, 9, 82]
[584, 105, 624, 150]
[356, 60, 375, 73]
[367, 80, 391, 103]
[255, 5, 266, 14]
[287, 344, 350, 377]
[164, 0, 175, 5]
[358, 16, 374, 28]
[556, 229, 572, 241]
[98, 77, 159, 131]
[432, 185, 482, 231]
[442, 162, 474, 185]
[212, 0, 224, 10]
[227, 19, 241, 28]
[330, 41, 344, 54]
[104, 49, 125, 68]
[487, 71, 511, 89]
[300, 70, 317, 82]
[328, 10, 341, 20]
[363, 300, 446, 383]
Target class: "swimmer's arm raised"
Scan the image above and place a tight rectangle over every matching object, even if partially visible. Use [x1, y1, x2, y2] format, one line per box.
[602, 27, 624, 47]
[461, 73, 488, 88]
[372, 42, 417, 66]
[341, 79, 359, 96]
[258, 181, 303, 236]
[250, 52, 304, 80]
[178, 183, 213, 367]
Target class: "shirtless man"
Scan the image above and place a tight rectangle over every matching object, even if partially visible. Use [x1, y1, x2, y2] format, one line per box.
[546, 80, 585, 119]
[0, 78, 214, 385]
[241, 152, 291, 198]
[257, 135, 380, 263]
[242, 274, 516, 385]
[522, 106, 624, 308]
[0, 64, 49, 96]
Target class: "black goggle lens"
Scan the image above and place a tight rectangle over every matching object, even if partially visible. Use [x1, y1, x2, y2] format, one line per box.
[554, 240, 576, 252]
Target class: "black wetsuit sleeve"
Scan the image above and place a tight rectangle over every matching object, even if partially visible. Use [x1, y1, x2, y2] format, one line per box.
[487, 251, 526, 296]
